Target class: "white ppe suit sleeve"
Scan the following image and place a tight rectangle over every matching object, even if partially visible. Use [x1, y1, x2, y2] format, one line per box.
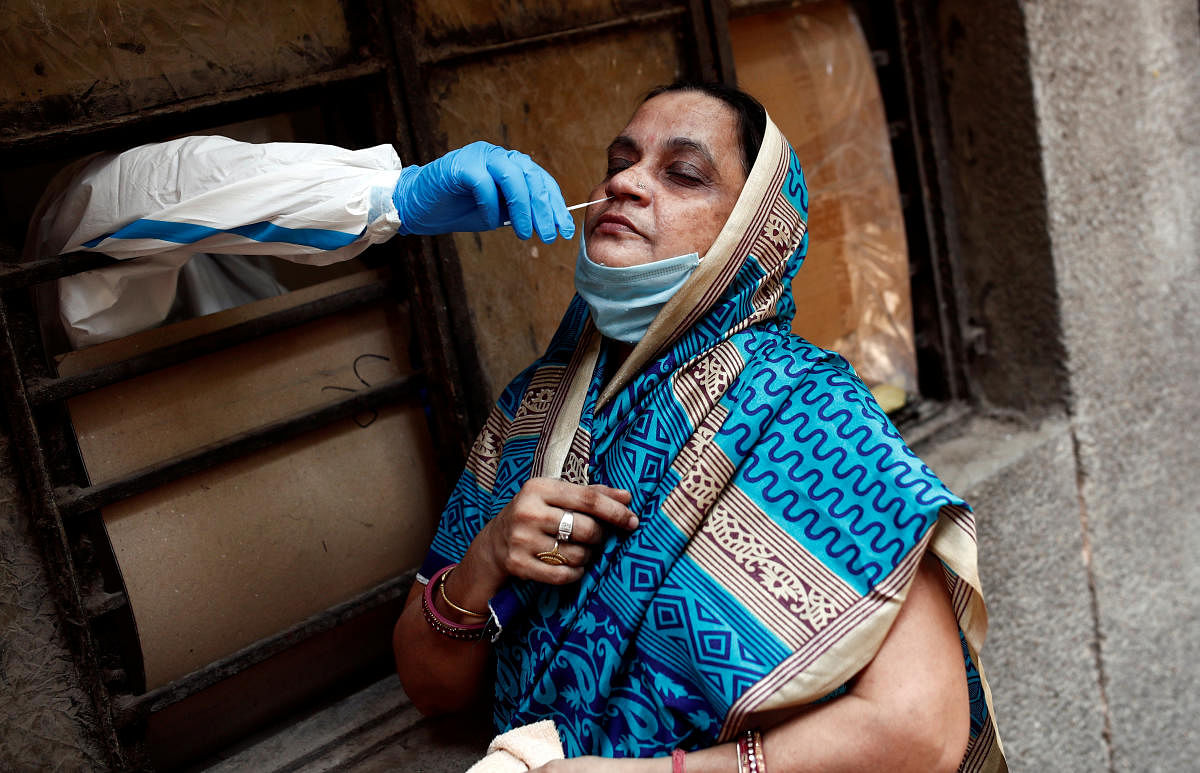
[33, 135, 405, 348]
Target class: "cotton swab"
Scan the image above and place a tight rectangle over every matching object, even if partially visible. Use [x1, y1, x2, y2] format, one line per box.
[502, 196, 614, 228]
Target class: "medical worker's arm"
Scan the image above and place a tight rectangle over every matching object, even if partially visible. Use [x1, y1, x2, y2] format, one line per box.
[45, 136, 571, 264]
[394, 141, 574, 243]
[34, 136, 571, 347]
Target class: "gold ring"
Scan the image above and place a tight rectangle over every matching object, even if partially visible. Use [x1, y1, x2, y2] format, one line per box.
[536, 540, 568, 566]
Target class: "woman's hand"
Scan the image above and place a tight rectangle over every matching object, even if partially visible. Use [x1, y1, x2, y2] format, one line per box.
[394, 477, 637, 716]
[446, 478, 638, 613]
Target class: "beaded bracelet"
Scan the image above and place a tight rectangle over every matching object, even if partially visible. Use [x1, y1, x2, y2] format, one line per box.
[671, 748, 686, 773]
[752, 729, 767, 773]
[736, 729, 766, 773]
[422, 564, 488, 641]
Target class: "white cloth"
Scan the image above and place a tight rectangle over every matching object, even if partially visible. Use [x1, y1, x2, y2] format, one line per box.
[28, 136, 406, 348]
[465, 720, 565, 773]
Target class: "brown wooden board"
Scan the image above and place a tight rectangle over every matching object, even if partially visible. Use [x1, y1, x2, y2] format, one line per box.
[0, 0, 354, 139]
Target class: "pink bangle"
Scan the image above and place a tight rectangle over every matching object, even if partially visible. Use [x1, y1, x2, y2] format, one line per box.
[672, 748, 686, 773]
[422, 564, 487, 641]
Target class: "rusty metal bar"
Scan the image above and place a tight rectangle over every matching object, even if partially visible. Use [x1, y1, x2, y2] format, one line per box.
[688, 0, 737, 84]
[53, 373, 423, 519]
[26, 279, 393, 406]
[0, 249, 117, 292]
[891, 0, 970, 402]
[112, 570, 415, 724]
[416, 7, 686, 67]
[688, 0, 719, 81]
[726, 0, 830, 17]
[0, 60, 388, 155]
[379, 0, 491, 458]
[708, 0, 738, 86]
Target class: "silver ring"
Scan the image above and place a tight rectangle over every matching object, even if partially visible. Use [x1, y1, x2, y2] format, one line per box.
[557, 509, 575, 542]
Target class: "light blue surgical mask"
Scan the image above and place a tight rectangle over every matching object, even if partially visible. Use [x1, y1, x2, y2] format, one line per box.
[574, 233, 700, 344]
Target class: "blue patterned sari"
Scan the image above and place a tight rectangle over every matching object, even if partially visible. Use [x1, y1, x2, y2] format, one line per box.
[420, 118, 1005, 771]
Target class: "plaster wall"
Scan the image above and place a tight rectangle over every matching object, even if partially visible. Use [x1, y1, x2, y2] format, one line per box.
[1020, 1, 1200, 770]
[932, 0, 1200, 769]
[917, 416, 1109, 769]
[935, 0, 1069, 417]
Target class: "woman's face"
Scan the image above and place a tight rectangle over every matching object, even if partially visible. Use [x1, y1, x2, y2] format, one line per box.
[584, 91, 748, 268]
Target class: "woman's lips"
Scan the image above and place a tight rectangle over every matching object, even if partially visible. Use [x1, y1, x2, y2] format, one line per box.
[593, 213, 642, 237]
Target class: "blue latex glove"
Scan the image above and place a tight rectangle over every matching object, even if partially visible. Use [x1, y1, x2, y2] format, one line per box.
[393, 141, 575, 243]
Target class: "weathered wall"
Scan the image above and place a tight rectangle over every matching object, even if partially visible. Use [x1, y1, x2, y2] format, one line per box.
[917, 416, 1110, 768]
[936, 0, 1069, 418]
[929, 0, 1200, 770]
[0, 426, 105, 769]
[1022, 1, 1200, 770]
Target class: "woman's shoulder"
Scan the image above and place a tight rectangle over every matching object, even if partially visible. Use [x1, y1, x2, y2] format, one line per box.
[732, 326, 901, 440]
[737, 326, 866, 391]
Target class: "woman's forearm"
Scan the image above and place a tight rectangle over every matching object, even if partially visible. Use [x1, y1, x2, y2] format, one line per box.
[687, 553, 969, 773]
[393, 526, 511, 715]
[392, 581, 494, 715]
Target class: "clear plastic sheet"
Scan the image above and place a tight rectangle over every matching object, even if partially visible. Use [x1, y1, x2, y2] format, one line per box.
[732, 0, 918, 400]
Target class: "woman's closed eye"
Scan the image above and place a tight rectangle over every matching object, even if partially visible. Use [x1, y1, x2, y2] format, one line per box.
[667, 163, 708, 187]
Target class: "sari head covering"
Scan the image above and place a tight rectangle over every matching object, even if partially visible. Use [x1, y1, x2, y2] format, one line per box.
[420, 114, 1006, 771]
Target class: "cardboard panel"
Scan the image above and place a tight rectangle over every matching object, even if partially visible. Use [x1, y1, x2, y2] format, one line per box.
[102, 402, 437, 690]
[61, 273, 407, 482]
[429, 26, 682, 394]
[60, 272, 443, 689]
[732, 1, 918, 394]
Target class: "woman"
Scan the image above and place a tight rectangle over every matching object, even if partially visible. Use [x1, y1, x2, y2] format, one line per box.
[394, 82, 1006, 773]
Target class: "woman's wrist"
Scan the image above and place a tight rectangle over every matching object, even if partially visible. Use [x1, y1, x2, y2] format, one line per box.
[421, 565, 488, 641]
[442, 530, 509, 618]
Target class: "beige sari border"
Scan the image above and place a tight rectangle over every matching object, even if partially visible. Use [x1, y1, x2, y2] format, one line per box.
[532, 324, 602, 479]
[719, 525, 933, 740]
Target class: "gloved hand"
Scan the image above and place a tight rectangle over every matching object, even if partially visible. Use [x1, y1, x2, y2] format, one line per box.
[393, 141, 574, 243]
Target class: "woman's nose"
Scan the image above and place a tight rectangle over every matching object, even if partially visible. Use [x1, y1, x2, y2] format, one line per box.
[606, 167, 648, 201]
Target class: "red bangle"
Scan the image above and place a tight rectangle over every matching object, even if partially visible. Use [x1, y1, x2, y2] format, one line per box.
[422, 564, 487, 641]
[671, 748, 686, 773]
